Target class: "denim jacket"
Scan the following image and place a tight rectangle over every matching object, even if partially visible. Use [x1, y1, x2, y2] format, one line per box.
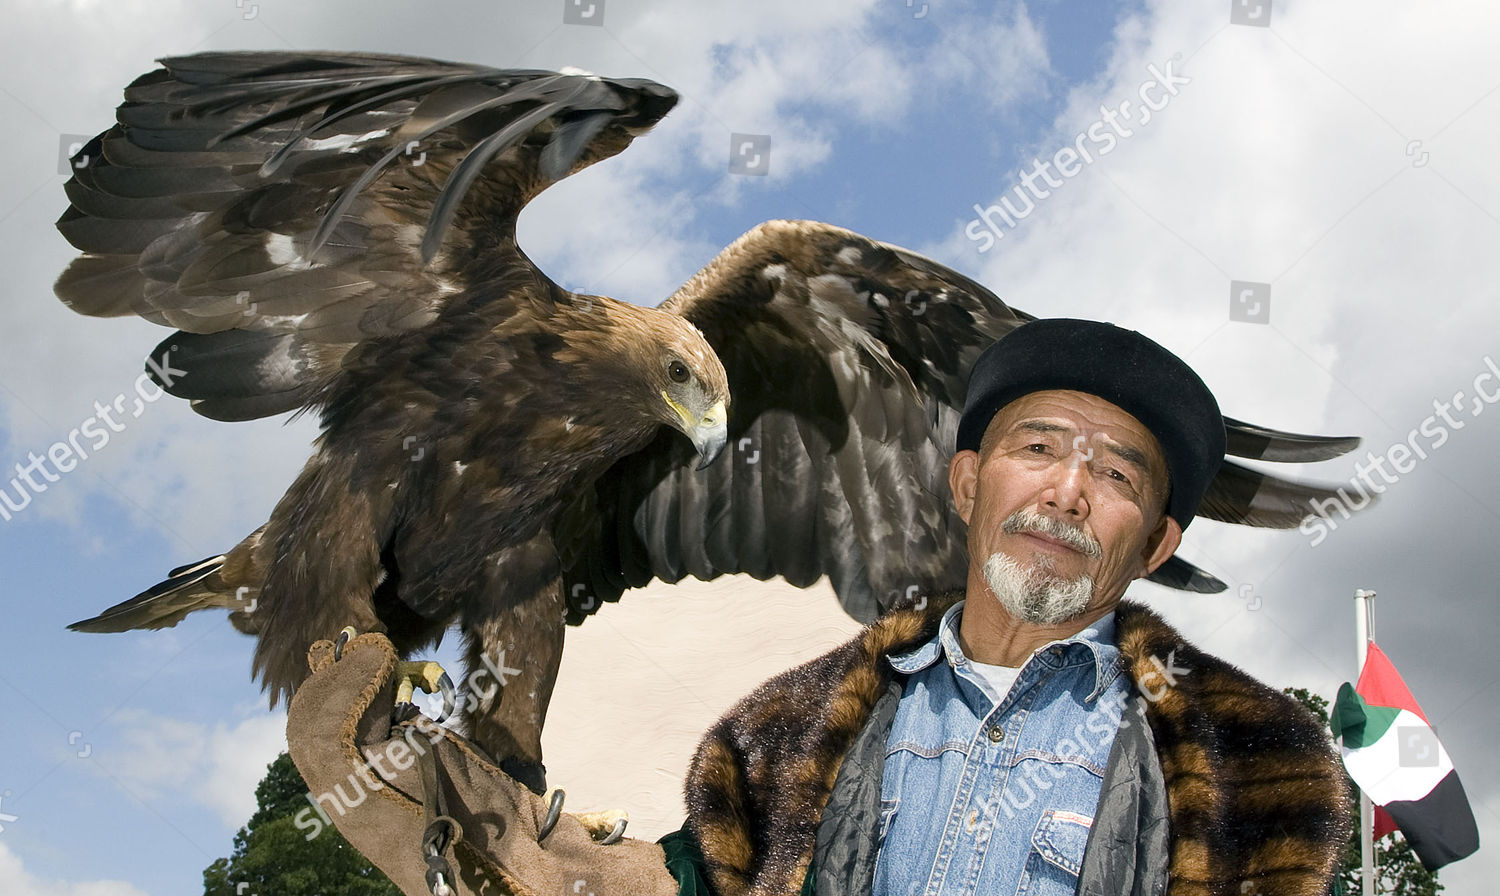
[681, 593, 1348, 896]
[872, 601, 1130, 896]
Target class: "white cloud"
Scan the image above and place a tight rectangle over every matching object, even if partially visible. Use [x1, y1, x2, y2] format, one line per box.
[920, 1, 1052, 110]
[0, 842, 150, 896]
[91, 707, 286, 829]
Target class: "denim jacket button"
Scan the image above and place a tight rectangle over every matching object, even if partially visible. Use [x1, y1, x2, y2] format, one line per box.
[987, 725, 1004, 742]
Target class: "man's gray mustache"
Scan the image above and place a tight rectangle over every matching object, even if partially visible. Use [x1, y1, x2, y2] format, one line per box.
[1001, 509, 1102, 558]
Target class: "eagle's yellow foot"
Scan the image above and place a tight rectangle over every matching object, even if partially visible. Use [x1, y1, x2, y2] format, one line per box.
[394, 660, 456, 722]
[575, 807, 630, 844]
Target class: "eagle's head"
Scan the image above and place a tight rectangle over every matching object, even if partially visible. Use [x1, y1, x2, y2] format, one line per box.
[651, 315, 729, 469]
[589, 298, 729, 469]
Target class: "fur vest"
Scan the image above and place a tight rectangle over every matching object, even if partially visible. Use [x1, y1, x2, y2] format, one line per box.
[684, 591, 1351, 896]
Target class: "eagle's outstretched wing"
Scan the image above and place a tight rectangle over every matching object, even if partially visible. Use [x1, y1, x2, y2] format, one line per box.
[56, 51, 676, 420]
[558, 220, 1363, 622]
[55, 52, 709, 789]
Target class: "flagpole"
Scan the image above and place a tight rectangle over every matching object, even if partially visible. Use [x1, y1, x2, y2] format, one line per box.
[1354, 589, 1377, 896]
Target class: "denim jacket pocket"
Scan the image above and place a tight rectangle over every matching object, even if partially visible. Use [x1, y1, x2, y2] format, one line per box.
[1030, 808, 1093, 877]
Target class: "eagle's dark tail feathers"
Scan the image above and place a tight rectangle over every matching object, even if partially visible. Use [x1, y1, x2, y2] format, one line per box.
[68, 555, 238, 632]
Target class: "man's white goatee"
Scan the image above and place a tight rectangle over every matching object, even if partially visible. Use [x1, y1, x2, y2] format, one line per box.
[982, 551, 1094, 625]
[982, 509, 1097, 624]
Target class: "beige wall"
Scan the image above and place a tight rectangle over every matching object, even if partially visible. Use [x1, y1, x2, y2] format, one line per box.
[541, 575, 865, 839]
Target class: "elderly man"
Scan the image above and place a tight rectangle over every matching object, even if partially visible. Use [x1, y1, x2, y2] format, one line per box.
[285, 318, 1350, 896]
[673, 318, 1350, 896]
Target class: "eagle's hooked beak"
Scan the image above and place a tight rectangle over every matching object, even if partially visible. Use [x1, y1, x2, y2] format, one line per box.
[690, 400, 728, 470]
[665, 393, 728, 469]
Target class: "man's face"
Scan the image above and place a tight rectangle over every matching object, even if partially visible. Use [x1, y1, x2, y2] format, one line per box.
[948, 390, 1182, 623]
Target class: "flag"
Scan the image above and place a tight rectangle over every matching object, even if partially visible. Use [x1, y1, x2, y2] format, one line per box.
[1331, 642, 1480, 871]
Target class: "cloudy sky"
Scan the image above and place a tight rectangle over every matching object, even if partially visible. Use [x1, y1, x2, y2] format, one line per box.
[1, 0, 1496, 892]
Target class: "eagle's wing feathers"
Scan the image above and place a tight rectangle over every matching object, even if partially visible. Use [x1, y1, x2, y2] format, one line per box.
[562, 220, 1019, 622]
[561, 220, 1364, 620]
[1223, 416, 1360, 463]
[1197, 458, 1352, 528]
[56, 51, 676, 421]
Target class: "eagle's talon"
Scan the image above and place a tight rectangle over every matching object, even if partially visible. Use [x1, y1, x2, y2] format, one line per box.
[537, 788, 565, 843]
[393, 661, 456, 723]
[572, 807, 630, 843]
[599, 816, 627, 845]
[333, 626, 358, 660]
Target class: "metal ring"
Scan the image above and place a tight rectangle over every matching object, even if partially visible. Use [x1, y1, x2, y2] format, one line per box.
[423, 815, 461, 856]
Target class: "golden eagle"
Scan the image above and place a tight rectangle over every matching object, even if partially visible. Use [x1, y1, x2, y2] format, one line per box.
[57, 52, 1358, 791]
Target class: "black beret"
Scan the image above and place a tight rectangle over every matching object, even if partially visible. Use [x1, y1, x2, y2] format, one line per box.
[956, 318, 1225, 529]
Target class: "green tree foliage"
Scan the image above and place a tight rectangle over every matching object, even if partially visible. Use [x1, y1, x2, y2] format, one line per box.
[203, 753, 402, 896]
[1284, 688, 1442, 896]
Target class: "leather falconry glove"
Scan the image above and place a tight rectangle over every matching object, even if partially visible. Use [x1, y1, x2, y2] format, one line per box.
[285, 630, 681, 896]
